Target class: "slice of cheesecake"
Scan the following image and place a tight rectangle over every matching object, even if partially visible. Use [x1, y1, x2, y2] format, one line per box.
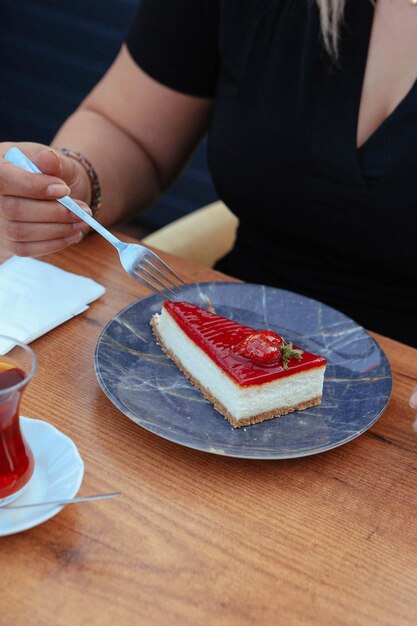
[151, 301, 326, 428]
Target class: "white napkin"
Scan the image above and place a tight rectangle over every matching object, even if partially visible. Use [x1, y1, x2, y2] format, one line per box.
[0, 256, 105, 354]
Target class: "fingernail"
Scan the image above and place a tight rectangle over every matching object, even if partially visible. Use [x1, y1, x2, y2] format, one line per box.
[72, 221, 90, 232]
[409, 387, 417, 409]
[65, 232, 83, 244]
[47, 183, 71, 198]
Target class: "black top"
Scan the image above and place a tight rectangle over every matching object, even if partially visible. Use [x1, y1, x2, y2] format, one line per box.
[126, 0, 417, 347]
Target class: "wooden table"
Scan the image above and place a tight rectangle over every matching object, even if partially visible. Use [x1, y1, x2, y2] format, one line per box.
[1, 233, 417, 626]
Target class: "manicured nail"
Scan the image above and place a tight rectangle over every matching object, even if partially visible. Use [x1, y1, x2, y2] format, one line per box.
[47, 183, 71, 198]
[409, 387, 417, 409]
[65, 232, 84, 244]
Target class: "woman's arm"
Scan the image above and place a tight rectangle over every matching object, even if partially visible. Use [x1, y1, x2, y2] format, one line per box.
[0, 45, 213, 256]
[54, 45, 214, 225]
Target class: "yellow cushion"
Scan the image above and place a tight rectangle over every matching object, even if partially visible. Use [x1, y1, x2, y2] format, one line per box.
[142, 201, 238, 267]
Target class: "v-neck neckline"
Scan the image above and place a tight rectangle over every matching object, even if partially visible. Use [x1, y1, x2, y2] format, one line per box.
[356, 77, 417, 154]
[353, 0, 379, 152]
[313, 0, 417, 189]
[310, 1, 373, 188]
[354, 1, 417, 153]
[343, 0, 374, 167]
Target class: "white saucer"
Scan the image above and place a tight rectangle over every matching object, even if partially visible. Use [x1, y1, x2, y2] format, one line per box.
[0, 417, 84, 536]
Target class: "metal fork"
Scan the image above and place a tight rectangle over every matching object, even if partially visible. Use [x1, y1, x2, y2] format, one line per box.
[4, 147, 185, 300]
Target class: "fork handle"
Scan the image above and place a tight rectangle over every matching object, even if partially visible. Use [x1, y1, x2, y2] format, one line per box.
[4, 147, 123, 250]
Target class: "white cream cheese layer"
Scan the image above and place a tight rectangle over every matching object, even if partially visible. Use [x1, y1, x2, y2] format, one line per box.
[153, 309, 325, 421]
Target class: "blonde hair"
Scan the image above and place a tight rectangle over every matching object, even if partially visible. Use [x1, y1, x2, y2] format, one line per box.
[316, 0, 346, 59]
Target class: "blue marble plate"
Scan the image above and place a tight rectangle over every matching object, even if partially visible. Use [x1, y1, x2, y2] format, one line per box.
[94, 282, 392, 459]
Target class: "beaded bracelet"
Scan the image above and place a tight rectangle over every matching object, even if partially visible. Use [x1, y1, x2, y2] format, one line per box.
[57, 148, 102, 216]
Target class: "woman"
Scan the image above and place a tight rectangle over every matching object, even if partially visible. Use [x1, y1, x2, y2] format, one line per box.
[0, 0, 416, 347]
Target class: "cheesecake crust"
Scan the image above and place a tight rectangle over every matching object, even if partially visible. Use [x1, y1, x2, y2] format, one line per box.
[151, 317, 323, 428]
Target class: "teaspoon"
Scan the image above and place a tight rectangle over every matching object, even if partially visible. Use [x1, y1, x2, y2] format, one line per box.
[1, 492, 121, 510]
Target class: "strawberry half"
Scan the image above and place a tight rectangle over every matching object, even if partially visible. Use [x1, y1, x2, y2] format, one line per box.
[235, 331, 284, 366]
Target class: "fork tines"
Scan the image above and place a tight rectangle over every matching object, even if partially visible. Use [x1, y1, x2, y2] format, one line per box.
[133, 254, 185, 300]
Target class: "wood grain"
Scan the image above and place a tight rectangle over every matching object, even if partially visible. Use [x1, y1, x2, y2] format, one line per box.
[1, 233, 416, 626]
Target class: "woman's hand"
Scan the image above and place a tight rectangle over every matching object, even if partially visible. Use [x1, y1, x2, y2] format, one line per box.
[0, 47, 214, 258]
[0, 142, 93, 257]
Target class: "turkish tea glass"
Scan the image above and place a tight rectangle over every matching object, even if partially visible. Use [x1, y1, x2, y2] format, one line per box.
[0, 336, 37, 506]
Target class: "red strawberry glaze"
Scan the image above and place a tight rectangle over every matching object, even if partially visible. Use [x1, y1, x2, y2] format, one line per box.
[162, 302, 326, 387]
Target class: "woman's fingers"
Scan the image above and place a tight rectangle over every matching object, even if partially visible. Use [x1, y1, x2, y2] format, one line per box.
[0, 196, 91, 224]
[0, 160, 71, 200]
[0, 215, 89, 243]
[0, 142, 94, 257]
[33, 149, 63, 177]
[0, 149, 89, 202]
[2, 232, 86, 258]
[0, 197, 92, 257]
[33, 148, 88, 196]
[0, 143, 91, 203]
